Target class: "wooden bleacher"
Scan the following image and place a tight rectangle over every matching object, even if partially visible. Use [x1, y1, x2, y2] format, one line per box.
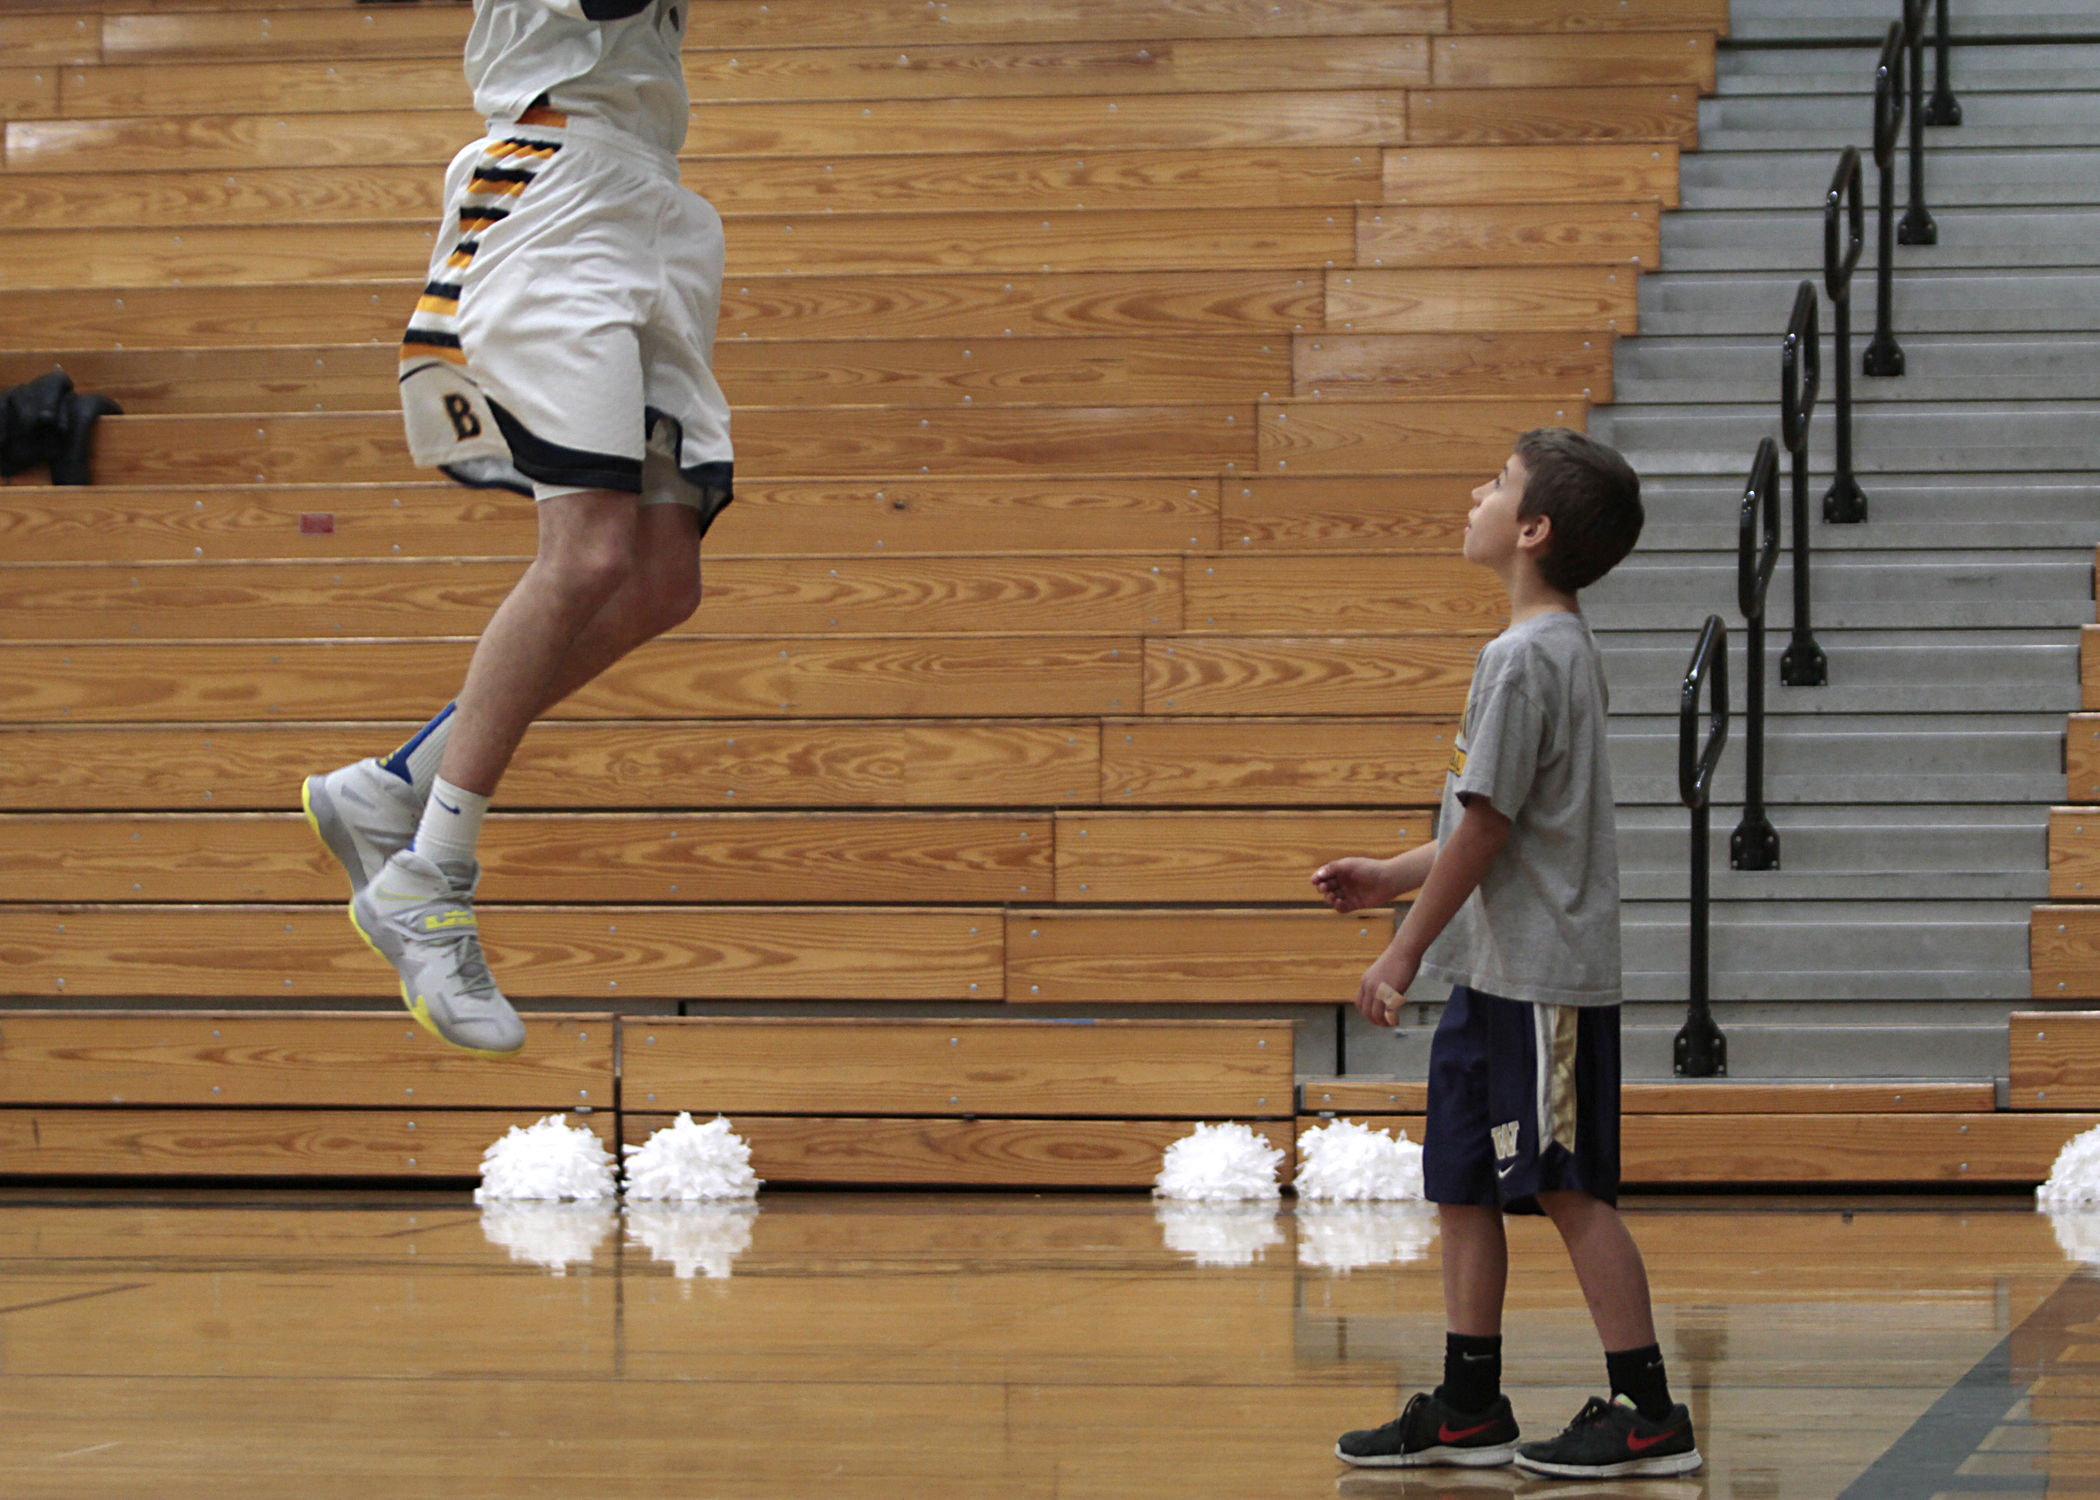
[25, 0, 2082, 1187]
[2030, 560, 2100, 1109]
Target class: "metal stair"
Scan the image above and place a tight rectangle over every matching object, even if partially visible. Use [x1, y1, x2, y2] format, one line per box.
[1573, 4, 2095, 1074]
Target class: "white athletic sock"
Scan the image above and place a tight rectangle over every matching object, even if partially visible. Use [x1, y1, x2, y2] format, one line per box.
[413, 776, 489, 870]
[377, 703, 456, 796]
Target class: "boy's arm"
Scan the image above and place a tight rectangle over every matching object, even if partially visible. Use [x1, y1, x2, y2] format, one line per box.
[1356, 796, 1511, 1023]
[1311, 840, 1438, 913]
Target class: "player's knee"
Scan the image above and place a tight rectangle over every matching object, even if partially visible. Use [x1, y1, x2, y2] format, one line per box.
[543, 533, 635, 604]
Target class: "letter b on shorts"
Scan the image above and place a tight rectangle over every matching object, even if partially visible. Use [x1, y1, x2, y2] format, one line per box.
[443, 393, 482, 441]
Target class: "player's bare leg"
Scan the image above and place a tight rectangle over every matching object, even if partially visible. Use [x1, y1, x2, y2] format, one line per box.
[441, 488, 647, 794]
[530, 498, 703, 714]
[343, 489, 672, 1055]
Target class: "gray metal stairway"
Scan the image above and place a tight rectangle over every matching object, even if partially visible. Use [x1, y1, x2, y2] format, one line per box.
[1578, 0, 2100, 1078]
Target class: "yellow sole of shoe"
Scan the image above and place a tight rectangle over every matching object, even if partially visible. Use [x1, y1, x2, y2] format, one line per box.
[345, 893, 520, 1062]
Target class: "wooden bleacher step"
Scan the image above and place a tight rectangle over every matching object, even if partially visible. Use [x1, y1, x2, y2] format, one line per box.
[0, 334, 1609, 415]
[0, 807, 1425, 905]
[0, 144, 1678, 229]
[0, 716, 1457, 811]
[0, 556, 1502, 642]
[1298, 1076, 2099, 1185]
[0, 719, 1108, 811]
[0, 905, 1005, 1001]
[624, 1016, 1297, 1187]
[2009, 1012, 2100, 1109]
[0, 1012, 1296, 1186]
[0, 268, 1625, 350]
[0, 473, 1503, 561]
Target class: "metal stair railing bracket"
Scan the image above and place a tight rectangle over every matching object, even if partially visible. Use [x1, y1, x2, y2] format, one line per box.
[1676, 615, 1730, 1079]
[1779, 281, 1828, 688]
[1823, 146, 1869, 524]
[1864, 19, 1909, 377]
[1731, 437, 1783, 872]
[1923, 0, 1962, 126]
[1898, 0, 1939, 246]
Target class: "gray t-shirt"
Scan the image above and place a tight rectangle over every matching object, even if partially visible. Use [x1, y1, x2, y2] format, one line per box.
[1417, 611, 1622, 1007]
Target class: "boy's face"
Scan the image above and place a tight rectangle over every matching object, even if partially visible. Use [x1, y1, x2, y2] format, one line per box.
[1464, 451, 1546, 576]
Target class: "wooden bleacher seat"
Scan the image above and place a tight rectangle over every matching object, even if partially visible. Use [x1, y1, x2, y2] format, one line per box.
[0, 1010, 611, 1106]
[2067, 713, 2100, 801]
[1427, 31, 1715, 90]
[1296, 1076, 2100, 1185]
[1100, 717, 1456, 804]
[2010, 1012, 2100, 1108]
[1293, 333, 1615, 402]
[0, 903, 1007, 999]
[1141, 636, 1483, 716]
[1325, 266, 1638, 333]
[2035, 906, 2100, 1000]
[0, 635, 1153, 720]
[1385, 143, 1680, 208]
[1449, 0, 1728, 32]
[0, 477, 1227, 563]
[0, 809, 1056, 904]
[0, 719, 1107, 810]
[1006, 908, 1390, 1004]
[622, 1015, 1297, 1185]
[1223, 474, 1476, 551]
[1051, 810, 1427, 903]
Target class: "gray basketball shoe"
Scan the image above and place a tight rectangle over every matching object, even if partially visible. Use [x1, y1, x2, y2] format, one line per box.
[350, 849, 526, 1057]
[302, 758, 421, 896]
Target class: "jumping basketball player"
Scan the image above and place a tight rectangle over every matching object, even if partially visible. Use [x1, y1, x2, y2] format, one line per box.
[302, 0, 731, 1055]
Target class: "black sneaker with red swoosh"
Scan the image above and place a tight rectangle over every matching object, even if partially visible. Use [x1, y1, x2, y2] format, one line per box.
[1335, 1390, 1520, 1468]
[1514, 1394, 1703, 1478]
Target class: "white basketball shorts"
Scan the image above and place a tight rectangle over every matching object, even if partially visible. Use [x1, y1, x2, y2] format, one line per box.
[398, 105, 733, 529]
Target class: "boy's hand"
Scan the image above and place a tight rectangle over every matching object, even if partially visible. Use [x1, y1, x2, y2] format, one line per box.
[1355, 950, 1419, 1026]
[1312, 856, 1398, 913]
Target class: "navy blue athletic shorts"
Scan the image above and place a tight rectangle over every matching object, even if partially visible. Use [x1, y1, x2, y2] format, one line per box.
[1421, 985, 1621, 1215]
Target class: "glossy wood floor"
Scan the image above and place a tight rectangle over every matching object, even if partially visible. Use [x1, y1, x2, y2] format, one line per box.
[0, 1189, 2094, 1500]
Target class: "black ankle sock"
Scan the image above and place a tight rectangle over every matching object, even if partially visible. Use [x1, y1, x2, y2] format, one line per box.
[1605, 1343, 1673, 1422]
[1435, 1332, 1502, 1414]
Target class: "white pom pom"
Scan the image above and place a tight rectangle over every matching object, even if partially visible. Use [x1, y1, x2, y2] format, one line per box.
[1153, 1122, 1283, 1202]
[474, 1114, 617, 1203]
[627, 1203, 759, 1281]
[1297, 1202, 1439, 1272]
[1155, 1201, 1284, 1267]
[479, 1202, 614, 1276]
[2038, 1123, 2100, 1209]
[1294, 1119, 1425, 1202]
[621, 1113, 763, 1201]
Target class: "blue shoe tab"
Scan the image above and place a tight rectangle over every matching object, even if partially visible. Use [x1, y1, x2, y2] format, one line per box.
[378, 702, 456, 785]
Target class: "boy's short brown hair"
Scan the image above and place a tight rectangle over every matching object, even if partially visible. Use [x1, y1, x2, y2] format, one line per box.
[1514, 428, 1644, 593]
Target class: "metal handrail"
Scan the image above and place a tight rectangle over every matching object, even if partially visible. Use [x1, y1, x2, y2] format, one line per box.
[1779, 280, 1827, 687]
[1899, 0, 1938, 246]
[1677, 615, 1730, 1078]
[1864, 20, 1908, 377]
[1824, 147, 1868, 523]
[1924, 0, 1962, 126]
[1731, 438, 1781, 872]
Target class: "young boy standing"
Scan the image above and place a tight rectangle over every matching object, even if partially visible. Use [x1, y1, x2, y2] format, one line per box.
[1314, 429, 1701, 1480]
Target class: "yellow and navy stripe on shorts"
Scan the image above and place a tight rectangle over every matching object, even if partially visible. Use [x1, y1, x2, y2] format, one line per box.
[399, 106, 568, 370]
